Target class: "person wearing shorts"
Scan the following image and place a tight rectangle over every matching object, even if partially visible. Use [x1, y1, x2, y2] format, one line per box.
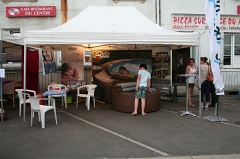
[131, 64, 151, 116]
[185, 58, 198, 107]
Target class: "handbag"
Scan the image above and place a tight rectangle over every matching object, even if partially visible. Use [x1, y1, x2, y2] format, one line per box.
[207, 65, 213, 83]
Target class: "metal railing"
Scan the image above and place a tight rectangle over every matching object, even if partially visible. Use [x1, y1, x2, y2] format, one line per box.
[4, 70, 239, 93]
[38, 70, 62, 92]
[4, 70, 89, 92]
[4, 71, 21, 81]
[221, 70, 240, 91]
[38, 70, 88, 92]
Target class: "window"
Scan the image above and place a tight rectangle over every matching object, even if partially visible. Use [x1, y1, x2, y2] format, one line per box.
[223, 34, 240, 67]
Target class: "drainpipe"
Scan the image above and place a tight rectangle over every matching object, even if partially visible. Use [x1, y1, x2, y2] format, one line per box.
[61, 0, 68, 24]
[155, 0, 161, 26]
[155, 0, 157, 24]
[159, 0, 161, 25]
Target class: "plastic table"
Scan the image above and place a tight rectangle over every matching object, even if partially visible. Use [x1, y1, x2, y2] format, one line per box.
[178, 74, 197, 117]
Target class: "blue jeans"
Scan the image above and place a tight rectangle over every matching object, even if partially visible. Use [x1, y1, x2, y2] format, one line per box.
[201, 80, 211, 102]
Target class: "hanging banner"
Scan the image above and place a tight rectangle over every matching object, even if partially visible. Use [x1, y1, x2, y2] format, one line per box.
[42, 48, 56, 75]
[205, 0, 224, 95]
[61, 46, 84, 86]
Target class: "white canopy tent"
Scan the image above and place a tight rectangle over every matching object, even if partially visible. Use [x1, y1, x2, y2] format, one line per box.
[24, 6, 199, 48]
[22, 6, 201, 122]
[1, 30, 23, 47]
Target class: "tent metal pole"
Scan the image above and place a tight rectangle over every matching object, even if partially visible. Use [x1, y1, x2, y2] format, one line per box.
[23, 44, 27, 122]
[0, 40, 3, 123]
[198, 45, 202, 117]
[0, 77, 2, 123]
[170, 49, 172, 87]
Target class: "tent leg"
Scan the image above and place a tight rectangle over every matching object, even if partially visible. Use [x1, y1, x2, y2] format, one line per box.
[23, 45, 27, 122]
[197, 46, 202, 117]
[0, 40, 3, 123]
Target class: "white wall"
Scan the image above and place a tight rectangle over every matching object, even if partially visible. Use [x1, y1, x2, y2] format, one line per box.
[160, 0, 240, 58]
[161, 0, 205, 28]
[0, 0, 156, 33]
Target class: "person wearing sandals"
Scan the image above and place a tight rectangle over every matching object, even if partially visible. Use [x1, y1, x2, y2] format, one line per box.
[200, 57, 211, 110]
[185, 58, 198, 107]
[131, 64, 151, 116]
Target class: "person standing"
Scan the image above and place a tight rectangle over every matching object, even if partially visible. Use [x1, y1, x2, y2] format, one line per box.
[200, 57, 211, 110]
[177, 51, 184, 82]
[185, 58, 198, 107]
[131, 64, 151, 116]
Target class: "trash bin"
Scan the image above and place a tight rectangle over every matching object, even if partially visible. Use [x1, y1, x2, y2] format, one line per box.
[36, 93, 45, 105]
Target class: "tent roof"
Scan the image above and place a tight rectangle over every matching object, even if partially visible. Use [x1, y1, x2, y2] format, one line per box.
[24, 6, 199, 49]
[1, 30, 23, 48]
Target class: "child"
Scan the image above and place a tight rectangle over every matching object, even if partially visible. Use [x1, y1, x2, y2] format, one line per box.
[131, 64, 151, 116]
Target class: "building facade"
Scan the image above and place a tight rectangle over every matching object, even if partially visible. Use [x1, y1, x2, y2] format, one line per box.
[160, 0, 240, 91]
[0, 0, 239, 91]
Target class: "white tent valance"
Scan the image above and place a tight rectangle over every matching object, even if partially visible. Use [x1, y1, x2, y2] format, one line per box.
[1, 30, 23, 48]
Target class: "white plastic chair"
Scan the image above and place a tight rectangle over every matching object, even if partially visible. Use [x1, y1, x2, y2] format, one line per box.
[47, 84, 67, 109]
[15, 89, 37, 117]
[76, 84, 97, 110]
[29, 97, 58, 129]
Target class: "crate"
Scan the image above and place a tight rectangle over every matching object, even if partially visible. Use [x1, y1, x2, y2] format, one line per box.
[36, 93, 45, 105]
[67, 96, 72, 104]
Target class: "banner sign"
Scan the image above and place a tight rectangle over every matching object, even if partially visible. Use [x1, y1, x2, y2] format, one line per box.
[205, 0, 224, 94]
[42, 48, 56, 75]
[172, 14, 240, 31]
[61, 46, 84, 86]
[6, 6, 56, 17]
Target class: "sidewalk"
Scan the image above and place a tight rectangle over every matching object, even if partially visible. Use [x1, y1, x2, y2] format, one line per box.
[1, 94, 240, 158]
[137, 154, 240, 159]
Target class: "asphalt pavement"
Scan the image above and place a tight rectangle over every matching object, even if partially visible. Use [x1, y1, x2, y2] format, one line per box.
[1, 94, 240, 159]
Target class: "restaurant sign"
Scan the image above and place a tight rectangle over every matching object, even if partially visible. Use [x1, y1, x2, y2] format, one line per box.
[2, 0, 37, 3]
[6, 6, 56, 17]
[3, 0, 37, 2]
[172, 14, 240, 31]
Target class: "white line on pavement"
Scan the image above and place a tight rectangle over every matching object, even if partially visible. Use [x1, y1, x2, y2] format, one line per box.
[58, 109, 170, 157]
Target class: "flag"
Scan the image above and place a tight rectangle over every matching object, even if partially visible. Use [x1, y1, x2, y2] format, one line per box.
[205, 0, 224, 95]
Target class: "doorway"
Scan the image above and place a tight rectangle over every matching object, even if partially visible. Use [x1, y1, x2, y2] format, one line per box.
[172, 48, 190, 85]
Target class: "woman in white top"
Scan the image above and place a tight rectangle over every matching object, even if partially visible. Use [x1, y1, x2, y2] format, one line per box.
[185, 58, 198, 107]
